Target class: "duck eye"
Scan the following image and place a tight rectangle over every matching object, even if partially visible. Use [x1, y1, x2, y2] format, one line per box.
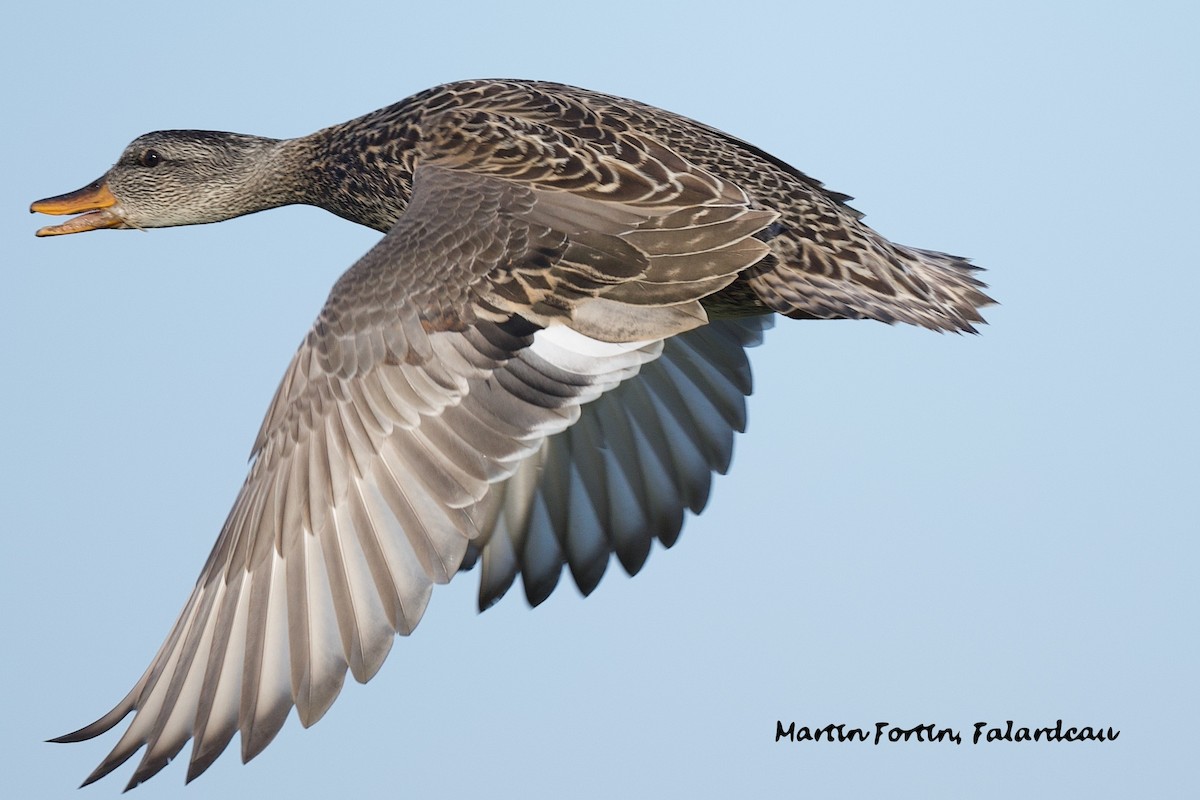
[139, 149, 162, 168]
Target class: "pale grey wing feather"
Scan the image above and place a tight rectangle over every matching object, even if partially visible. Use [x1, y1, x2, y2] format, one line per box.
[468, 316, 771, 609]
[60, 114, 778, 789]
[68, 321, 663, 791]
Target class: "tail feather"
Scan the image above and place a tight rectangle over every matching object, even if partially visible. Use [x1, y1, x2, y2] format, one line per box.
[746, 235, 994, 333]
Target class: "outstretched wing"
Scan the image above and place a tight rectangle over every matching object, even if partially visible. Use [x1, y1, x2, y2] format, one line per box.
[58, 110, 778, 789]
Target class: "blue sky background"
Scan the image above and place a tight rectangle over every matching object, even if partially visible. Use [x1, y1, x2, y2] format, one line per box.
[3, 1, 1196, 797]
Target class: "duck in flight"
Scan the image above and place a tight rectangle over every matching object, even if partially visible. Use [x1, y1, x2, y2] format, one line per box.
[31, 79, 991, 789]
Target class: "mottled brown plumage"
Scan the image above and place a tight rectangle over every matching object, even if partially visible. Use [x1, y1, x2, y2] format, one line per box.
[286, 80, 991, 329]
[30, 79, 991, 789]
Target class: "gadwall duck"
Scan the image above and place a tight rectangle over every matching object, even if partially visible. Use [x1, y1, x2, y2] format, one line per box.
[31, 79, 991, 788]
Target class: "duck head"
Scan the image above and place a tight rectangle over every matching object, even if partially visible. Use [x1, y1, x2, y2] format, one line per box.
[31, 130, 293, 236]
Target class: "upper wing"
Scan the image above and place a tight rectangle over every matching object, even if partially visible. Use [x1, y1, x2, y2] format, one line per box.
[59, 110, 778, 789]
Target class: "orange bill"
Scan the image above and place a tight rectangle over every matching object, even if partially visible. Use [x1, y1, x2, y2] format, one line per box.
[30, 179, 125, 236]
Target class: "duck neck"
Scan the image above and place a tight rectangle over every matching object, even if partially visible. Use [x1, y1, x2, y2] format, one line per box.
[228, 137, 318, 216]
[280, 109, 422, 233]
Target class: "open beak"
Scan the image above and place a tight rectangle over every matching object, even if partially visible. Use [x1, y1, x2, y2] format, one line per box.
[30, 178, 127, 237]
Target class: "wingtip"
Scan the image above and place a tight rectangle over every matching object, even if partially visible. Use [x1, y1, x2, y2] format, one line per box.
[79, 759, 124, 790]
[185, 746, 222, 785]
[122, 769, 157, 793]
[51, 687, 139, 745]
[47, 724, 107, 748]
